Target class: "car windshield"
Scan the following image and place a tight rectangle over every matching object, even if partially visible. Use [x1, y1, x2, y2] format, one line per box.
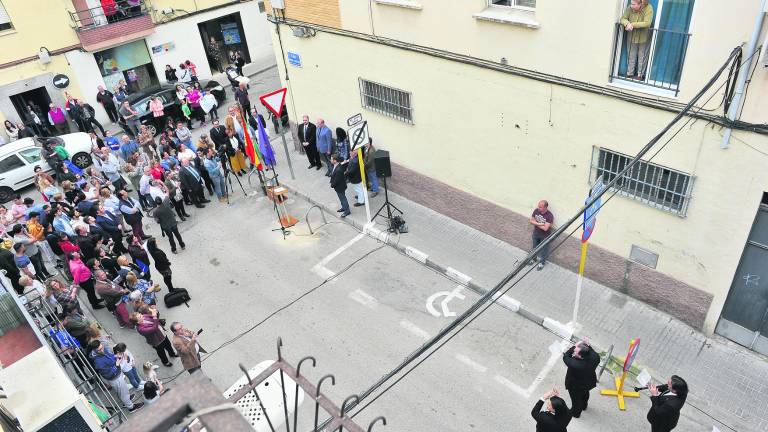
[134, 97, 154, 116]
[18, 147, 42, 164]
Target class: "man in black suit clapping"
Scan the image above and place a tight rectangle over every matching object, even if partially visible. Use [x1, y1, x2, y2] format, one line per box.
[562, 337, 600, 419]
[647, 375, 688, 432]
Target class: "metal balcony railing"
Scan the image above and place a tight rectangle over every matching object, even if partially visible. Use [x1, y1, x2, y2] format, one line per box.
[609, 23, 692, 96]
[70, 0, 150, 31]
[19, 291, 128, 430]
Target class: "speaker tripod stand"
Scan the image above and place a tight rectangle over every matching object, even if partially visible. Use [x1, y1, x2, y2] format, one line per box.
[372, 176, 403, 232]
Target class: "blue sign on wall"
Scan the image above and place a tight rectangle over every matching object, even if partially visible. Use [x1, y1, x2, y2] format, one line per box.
[287, 51, 302, 67]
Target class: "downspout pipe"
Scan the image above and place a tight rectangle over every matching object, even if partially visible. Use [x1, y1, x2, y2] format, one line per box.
[721, 0, 767, 149]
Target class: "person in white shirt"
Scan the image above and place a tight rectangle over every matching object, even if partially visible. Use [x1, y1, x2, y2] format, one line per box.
[113, 342, 145, 390]
[178, 143, 196, 160]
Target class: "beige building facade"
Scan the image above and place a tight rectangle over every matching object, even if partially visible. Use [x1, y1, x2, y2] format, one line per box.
[265, 0, 768, 350]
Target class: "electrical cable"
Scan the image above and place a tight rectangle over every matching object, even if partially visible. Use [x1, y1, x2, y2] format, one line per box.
[346, 73, 741, 431]
[310, 46, 743, 431]
[158, 243, 386, 384]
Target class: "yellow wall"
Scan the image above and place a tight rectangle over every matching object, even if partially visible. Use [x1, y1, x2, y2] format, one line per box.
[335, 0, 767, 125]
[0, 54, 87, 125]
[0, 1, 79, 66]
[271, 30, 768, 332]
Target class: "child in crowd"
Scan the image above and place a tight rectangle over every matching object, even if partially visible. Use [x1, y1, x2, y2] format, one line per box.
[113, 342, 145, 390]
[143, 361, 165, 394]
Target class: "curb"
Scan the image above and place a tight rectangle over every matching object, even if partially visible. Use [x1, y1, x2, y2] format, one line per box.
[282, 181, 573, 341]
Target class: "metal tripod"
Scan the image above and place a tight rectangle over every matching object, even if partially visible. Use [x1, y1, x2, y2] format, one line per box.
[372, 176, 403, 232]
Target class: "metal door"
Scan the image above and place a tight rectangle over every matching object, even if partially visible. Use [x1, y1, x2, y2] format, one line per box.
[716, 204, 768, 355]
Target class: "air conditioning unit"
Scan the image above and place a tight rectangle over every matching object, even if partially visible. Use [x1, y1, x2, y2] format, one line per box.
[292, 26, 311, 38]
[271, 0, 285, 9]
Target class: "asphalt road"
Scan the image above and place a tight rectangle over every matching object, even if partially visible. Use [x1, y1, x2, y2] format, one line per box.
[28, 66, 717, 431]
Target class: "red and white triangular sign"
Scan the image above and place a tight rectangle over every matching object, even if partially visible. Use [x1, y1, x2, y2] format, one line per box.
[259, 88, 287, 117]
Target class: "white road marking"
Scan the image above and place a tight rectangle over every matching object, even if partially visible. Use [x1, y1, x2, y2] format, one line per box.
[492, 292, 521, 312]
[399, 320, 430, 340]
[311, 233, 366, 279]
[426, 285, 466, 317]
[542, 318, 574, 340]
[454, 354, 488, 373]
[445, 267, 472, 285]
[494, 340, 570, 399]
[348, 289, 377, 309]
[405, 246, 429, 264]
[527, 341, 569, 395]
[312, 265, 335, 280]
[494, 375, 530, 398]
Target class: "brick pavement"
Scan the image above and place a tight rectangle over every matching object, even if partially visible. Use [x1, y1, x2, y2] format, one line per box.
[269, 132, 768, 432]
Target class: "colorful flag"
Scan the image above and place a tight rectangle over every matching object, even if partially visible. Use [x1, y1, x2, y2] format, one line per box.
[241, 113, 263, 171]
[257, 117, 276, 167]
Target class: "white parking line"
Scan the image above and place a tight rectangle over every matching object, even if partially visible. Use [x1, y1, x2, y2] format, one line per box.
[348, 289, 378, 309]
[399, 320, 430, 340]
[311, 233, 366, 279]
[454, 354, 488, 373]
[494, 375, 530, 398]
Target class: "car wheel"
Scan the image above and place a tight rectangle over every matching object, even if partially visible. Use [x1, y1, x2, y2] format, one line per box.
[72, 152, 93, 169]
[0, 187, 14, 204]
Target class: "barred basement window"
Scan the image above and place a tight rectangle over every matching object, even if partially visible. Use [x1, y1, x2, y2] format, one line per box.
[359, 78, 413, 123]
[591, 147, 694, 216]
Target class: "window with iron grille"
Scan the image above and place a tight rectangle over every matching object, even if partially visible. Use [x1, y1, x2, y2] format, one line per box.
[491, 0, 536, 8]
[359, 78, 413, 124]
[591, 147, 694, 216]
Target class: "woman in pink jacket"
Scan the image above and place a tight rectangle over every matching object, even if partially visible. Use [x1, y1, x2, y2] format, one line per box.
[149, 96, 165, 134]
[187, 83, 206, 126]
[69, 251, 104, 309]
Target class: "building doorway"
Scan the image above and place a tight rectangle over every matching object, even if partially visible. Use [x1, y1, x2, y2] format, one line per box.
[198, 12, 251, 73]
[10, 87, 51, 125]
[716, 194, 768, 355]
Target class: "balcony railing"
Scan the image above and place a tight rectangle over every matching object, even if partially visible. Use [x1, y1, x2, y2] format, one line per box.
[609, 23, 692, 96]
[70, 0, 150, 31]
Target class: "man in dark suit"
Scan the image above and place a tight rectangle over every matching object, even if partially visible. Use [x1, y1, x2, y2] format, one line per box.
[562, 338, 600, 418]
[0, 247, 22, 294]
[647, 375, 687, 432]
[95, 205, 126, 254]
[209, 119, 228, 149]
[329, 154, 350, 217]
[179, 158, 210, 208]
[96, 85, 119, 122]
[298, 115, 320, 170]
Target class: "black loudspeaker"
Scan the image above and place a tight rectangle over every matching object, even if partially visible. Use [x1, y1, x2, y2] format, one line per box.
[374, 150, 391, 178]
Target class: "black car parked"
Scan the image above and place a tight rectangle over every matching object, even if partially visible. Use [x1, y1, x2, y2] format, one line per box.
[117, 80, 226, 136]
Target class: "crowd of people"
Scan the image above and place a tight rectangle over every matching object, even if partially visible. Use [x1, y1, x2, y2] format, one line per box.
[296, 115, 380, 218]
[0, 81, 273, 415]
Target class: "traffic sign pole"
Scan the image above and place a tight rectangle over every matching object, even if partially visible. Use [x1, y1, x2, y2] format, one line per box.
[572, 241, 590, 324]
[278, 122, 295, 180]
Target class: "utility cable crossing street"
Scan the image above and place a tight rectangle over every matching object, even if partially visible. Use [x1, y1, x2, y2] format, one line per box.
[312, 46, 745, 431]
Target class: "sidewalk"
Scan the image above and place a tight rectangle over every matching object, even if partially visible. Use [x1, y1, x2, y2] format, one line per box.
[270, 135, 768, 432]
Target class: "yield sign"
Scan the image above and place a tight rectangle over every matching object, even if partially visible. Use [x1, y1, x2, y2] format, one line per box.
[259, 88, 287, 117]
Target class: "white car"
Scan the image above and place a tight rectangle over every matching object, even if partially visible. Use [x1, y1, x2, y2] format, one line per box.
[0, 133, 94, 202]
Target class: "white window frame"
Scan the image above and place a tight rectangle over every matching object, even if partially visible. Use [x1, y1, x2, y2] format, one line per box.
[488, 0, 536, 11]
[0, 1, 13, 30]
